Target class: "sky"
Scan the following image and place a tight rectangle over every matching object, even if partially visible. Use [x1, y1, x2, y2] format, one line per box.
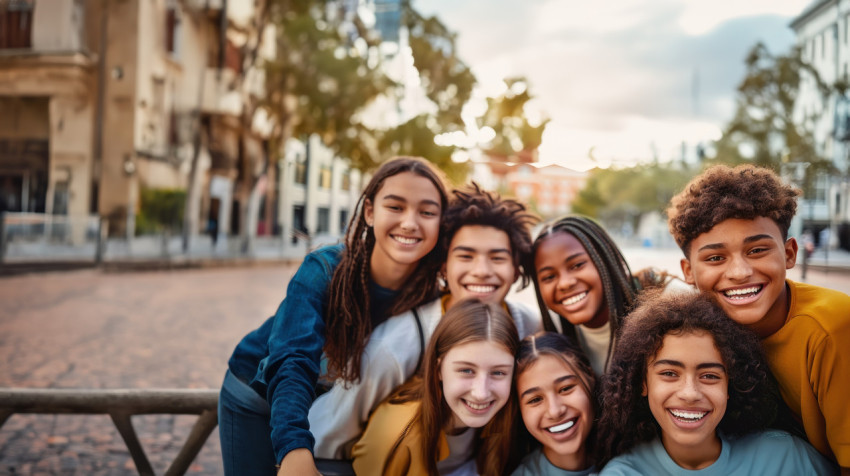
[416, 0, 816, 171]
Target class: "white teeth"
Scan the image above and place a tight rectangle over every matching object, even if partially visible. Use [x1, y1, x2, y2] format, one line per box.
[670, 410, 707, 421]
[466, 285, 497, 293]
[393, 236, 420, 245]
[724, 286, 761, 299]
[465, 400, 491, 410]
[561, 292, 587, 306]
[547, 420, 575, 433]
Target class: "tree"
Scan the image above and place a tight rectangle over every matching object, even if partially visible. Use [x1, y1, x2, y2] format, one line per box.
[572, 162, 693, 232]
[709, 42, 834, 196]
[477, 77, 550, 163]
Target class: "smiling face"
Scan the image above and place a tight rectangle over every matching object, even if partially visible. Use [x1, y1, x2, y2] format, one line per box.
[439, 340, 515, 431]
[443, 225, 517, 309]
[364, 171, 442, 289]
[644, 331, 727, 470]
[680, 217, 796, 337]
[517, 354, 594, 471]
[534, 231, 608, 328]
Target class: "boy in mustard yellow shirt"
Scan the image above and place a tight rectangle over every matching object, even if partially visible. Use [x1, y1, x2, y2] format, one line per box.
[667, 164, 849, 474]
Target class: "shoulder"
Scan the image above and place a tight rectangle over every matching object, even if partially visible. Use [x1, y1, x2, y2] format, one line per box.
[786, 280, 850, 335]
[725, 430, 838, 474]
[599, 440, 668, 476]
[505, 299, 543, 338]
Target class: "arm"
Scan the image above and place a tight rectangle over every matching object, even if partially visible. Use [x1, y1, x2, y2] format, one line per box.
[261, 248, 339, 465]
[815, 331, 850, 471]
[309, 314, 415, 458]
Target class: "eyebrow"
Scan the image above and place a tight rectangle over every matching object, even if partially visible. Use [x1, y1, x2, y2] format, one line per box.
[536, 252, 585, 273]
[450, 245, 512, 255]
[696, 234, 775, 253]
[652, 359, 726, 372]
[520, 374, 576, 398]
[381, 194, 441, 208]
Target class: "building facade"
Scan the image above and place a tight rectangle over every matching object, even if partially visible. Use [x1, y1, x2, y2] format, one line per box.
[791, 0, 850, 250]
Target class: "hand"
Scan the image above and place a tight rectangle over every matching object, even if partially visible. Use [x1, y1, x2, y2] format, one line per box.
[277, 448, 321, 476]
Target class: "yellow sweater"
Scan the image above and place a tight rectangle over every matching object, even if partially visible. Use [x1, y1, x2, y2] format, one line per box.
[351, 400, 451, 476]
[762, 280, 850, 468]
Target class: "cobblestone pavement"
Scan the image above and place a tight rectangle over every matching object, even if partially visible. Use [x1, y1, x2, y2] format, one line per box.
[1, 248, 849, 475]
[0, 263, 298, 475]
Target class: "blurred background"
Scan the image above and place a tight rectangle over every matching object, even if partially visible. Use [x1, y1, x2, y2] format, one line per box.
[1, 0, 849, 264]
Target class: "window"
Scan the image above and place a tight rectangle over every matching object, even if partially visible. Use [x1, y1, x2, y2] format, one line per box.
[294, 154, 307, 185]
[165, 4, 181, 57]
[341, 169, 351, 191]
[318, 165, 332, 189]
[0, 0, 34, 49]
[317, 207, 330, 234]
[339, 209, 349, 233]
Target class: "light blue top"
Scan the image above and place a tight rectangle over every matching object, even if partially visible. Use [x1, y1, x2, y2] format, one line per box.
[599, 430, 838, 476]
[512, 447, 597, 476]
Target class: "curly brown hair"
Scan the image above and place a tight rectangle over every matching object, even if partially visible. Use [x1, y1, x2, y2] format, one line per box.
[594, 291, 779, 466]
[667, 164, 800, 256]
[441, 182, 540, 288]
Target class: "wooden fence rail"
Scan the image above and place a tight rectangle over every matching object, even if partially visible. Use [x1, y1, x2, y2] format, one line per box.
[0, 388, 219, 476]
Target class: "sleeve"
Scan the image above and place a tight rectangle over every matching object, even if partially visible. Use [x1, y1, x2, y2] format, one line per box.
[788, 433, 840, 476]
[309, 322, 411, 458]
[813, 326, 850, 468]
[598, 459, 639, 476]
[351, 404, 412, 476]
[260, 248, 337, 463]
[507, 300, 543, 339]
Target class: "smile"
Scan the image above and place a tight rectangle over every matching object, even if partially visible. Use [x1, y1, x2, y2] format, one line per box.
[463, 399, 493, 411]
[392, 235, 421, 245]
[669, 409, 708, 422]
[464, 284, 497, 294]
[546, 419, 576, 434]
[722, 285, 762, 300]
[561, 292, 587, 306]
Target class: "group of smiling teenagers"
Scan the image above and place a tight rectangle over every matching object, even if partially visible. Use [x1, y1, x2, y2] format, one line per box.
[218, 157, 848, 476]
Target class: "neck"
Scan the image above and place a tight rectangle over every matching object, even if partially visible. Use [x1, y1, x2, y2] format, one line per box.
[661, 432, 721, 470]
[370, 253, 417, 290]
[751, 281, 790, 338]
[543, 446, 588, 472]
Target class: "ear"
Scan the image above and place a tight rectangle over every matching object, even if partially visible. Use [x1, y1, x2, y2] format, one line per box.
[364, 198, 374, 227]
[680, 258, 695, 286]
[641, 380, 648, 397]
[440, 261, 448, 281]
[785, 237, 798, 270]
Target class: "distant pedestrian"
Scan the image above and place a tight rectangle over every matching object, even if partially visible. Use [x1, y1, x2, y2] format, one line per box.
[801, 229, 814, 280]
[218, 157, 449, 476]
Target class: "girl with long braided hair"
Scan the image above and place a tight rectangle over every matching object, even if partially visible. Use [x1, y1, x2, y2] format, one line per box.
[530, 215, 691, 375]
[219, 157, 449, 476]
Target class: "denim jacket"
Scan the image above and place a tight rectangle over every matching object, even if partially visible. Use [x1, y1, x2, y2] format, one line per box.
[227, 244, 341, 463]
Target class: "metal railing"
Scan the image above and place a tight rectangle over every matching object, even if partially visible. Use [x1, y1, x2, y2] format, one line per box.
[0, 388, 218, 476]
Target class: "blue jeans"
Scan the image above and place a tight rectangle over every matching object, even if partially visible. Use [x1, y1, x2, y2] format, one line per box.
[219, 370, 277, 475]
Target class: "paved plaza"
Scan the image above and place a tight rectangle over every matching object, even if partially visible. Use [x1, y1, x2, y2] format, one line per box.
[0, 247, 848, 474]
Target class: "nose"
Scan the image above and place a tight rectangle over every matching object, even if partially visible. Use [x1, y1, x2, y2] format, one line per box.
[546, 396, 566, 420]
[678, 376, 702, 402]
[725, 255, 753, 281]
[471, 256, 494, 278]
[470, 374, 490, 400]
[557, 272, 577, 291]
[399, 209, 419, 232]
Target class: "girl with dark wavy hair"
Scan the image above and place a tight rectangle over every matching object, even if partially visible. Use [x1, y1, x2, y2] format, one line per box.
[511, 332, 598, 475]
[531, 215, 691, 376]
[351, 298, 520, 476]
[219, 157, 449, 476]
[596, 292, 836, 475]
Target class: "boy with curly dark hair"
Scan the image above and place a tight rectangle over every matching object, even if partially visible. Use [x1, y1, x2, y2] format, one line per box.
[309, 182, 542, 461]
[667, 164, 850, 473]
[595, 291, 835, 474]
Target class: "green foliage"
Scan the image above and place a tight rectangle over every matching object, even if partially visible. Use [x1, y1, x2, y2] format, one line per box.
[136, 188, 186, 235]
[709, 42, 834, 195]
[572, 163, 693, 230]
[378, 114, 469, 184]
[477, 77, 549, 162]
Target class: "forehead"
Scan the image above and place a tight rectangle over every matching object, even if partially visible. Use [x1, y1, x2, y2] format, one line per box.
[651, 330, 722, 364]
[444, 340, 514, 365]
[375, 171, 441, 201]
[449, 225, 511, 251]
[534, 231, 587, 264]
[518, 354, 576, 387]
[689, 217, 784, 250]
